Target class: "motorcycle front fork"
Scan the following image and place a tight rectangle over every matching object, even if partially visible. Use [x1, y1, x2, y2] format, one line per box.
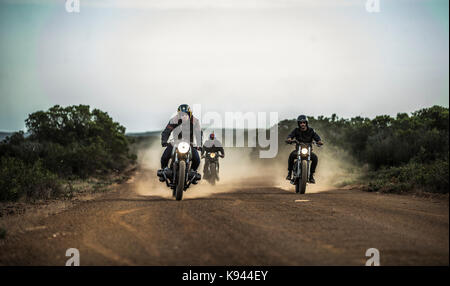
[295, 158, 310, 179]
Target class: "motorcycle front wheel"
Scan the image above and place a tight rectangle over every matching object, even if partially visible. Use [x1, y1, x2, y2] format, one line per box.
[299, 160, 308, 194]
[175, 161, 186, 201]
[209, 162, 216, 185]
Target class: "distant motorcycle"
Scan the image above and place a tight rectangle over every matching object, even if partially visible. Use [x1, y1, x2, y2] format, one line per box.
[202, 151, 223, 185]
[286, 139, 319, 194]
[157, 141, 201, 200]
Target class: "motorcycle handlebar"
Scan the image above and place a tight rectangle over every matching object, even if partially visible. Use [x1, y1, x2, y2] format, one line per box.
[285, 139, 322, 147]
[202, 153, 224, 158]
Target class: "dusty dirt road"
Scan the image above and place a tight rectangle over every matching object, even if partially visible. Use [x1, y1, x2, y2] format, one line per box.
[0, 169, 448, 266]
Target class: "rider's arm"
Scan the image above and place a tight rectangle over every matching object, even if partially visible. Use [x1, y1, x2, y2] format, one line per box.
[193, 117, 202, 148]
[286, 128, 297, 141]
[313, 131, 323, 145]
[201, 145, 206, 156]
[161, 116, 179, 146]
[161, 123, 174, 146]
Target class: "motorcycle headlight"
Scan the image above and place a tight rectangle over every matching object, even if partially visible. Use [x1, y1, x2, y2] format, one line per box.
[178, 142, 190, 154]
[301, 148, 308, 155]
[210, 153, 216, 158]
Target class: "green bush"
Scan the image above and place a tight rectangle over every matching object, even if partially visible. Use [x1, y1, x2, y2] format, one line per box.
[0, 157, 62, 201]
[295, 105, 449, 169]
[276, 106, 448, 170]
[0, 105, 136, 179]
[364, 157, 449, 193]
[0, 104, 137, 201]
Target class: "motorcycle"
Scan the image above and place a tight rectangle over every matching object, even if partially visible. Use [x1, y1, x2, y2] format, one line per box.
[286, 139, 319, 194]
[157, 141, 201, 200]
[202, 151, 223, 185]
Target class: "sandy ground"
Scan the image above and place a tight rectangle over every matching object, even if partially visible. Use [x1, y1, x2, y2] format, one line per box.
[0, 163, 448, 266]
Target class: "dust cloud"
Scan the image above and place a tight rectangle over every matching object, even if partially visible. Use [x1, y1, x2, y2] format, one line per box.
[133, 139, 361, 199]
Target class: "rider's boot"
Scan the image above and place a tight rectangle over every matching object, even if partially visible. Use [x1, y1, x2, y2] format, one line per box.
[157, 169, 165, 182]
[286, 170, 292, 180]
[309, 173, 316, 184]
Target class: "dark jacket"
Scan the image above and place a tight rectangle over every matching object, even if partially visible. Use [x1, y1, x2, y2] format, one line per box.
[287, 127, 321, 144]
[161, 115, 202, 147]
[202, 139, 224, 156]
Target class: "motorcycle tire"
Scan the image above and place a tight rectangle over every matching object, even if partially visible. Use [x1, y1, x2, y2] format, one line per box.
[209, 163, 216, 185]
[175, 161, 186, 201]
[300, 160, 308, 194]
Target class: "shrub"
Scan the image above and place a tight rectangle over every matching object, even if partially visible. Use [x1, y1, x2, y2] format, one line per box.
[0, 105, 136, 179]
[363, 157, 449, 194]
[0, 105, 137, 201]
[0, 157, 62, 201]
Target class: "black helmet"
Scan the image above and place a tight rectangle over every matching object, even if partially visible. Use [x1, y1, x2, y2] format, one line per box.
[177, 104, 192, 118]
[297, 115, 308, 126]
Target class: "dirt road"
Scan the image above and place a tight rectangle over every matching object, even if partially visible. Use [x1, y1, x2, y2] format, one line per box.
[0, 169, 448, 266]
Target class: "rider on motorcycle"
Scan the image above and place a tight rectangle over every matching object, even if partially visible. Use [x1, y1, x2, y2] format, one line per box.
[286, 115, 324, 183]
[159, 104, 202, 183]
[202, 132, 225, 179]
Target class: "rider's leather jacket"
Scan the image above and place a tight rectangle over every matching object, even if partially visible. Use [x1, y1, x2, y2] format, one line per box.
[287, 127, 321, 144]
[202, 139, 225, 157]
[161, 114, 203, 147]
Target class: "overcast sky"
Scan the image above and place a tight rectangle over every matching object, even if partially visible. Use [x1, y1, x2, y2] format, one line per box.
[0, 0, 448, 132]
